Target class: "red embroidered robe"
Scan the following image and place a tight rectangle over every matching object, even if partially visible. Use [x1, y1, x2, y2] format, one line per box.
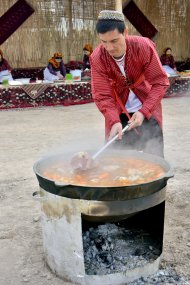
[90, 36, 170, 139]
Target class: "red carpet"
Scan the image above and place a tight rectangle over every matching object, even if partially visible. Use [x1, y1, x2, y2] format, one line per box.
[165, 78, 190, 98]
[0, 82, 93, 110]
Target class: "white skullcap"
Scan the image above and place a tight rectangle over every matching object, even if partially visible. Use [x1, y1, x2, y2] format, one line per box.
[98, 10, 125, 22]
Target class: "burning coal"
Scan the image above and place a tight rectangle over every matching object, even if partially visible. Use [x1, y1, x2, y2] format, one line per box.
[82, 223, 161, 275]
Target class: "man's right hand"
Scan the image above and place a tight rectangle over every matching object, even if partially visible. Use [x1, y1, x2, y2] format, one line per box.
[108, 122, 123, 140]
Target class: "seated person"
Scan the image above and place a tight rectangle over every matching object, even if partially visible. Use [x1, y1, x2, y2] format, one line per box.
[0, 49, 13, 83]
[82, 44, 93, 70]
[160, 47, 177, 75]
[44, 52, 66, 81]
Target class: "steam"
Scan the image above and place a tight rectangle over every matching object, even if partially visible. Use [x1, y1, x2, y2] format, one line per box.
[39, 128, 105, 161]
[138, 125, 164, 158]
[110, 118, 164, 158]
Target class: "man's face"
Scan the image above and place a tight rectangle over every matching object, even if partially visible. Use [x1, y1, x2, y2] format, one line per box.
[99, 28, 127, 58]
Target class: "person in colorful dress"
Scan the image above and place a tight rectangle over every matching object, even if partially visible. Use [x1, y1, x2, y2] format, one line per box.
[44, 52, 66, 81]
[0, 49, 13, 83]
[90, 10, 169, 157]
[160, 47, 177, 75]
[82, 44, 93, 70]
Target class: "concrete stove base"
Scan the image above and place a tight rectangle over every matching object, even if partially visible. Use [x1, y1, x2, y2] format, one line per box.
[83, 257, 161, 285]
[35, 187, 166, 285]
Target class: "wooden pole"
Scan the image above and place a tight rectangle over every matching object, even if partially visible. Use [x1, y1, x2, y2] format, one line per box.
[68, 0, 73, 61]
[115, 0, 122, 12]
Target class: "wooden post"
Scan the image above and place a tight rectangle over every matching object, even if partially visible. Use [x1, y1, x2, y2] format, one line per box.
[115, 0, 123, 12]
[67, 0, 73, 61]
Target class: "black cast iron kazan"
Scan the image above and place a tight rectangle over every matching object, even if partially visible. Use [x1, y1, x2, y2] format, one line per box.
[33, 150, 173, 202]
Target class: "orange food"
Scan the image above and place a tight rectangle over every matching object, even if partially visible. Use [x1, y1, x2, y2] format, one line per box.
[98, 172, 110, 179]
[42, 156, 166, 187]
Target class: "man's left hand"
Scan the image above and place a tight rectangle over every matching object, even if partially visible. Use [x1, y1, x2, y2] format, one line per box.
[128, 111, 145, 130]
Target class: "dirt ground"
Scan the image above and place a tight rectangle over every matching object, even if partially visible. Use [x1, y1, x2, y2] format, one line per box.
[0, 96, 190, 285]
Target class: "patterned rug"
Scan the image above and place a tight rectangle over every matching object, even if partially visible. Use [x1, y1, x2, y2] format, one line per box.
[21, 83, 50, 99]
[0, 82, 93, 110]
[165, 78, 190, 98]
[1, 79, 189, 110]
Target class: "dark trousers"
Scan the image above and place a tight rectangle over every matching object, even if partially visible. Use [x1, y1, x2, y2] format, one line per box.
[113, 113, 164, 157]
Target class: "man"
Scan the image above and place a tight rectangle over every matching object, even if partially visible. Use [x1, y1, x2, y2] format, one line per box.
[90, 10, 169, 157]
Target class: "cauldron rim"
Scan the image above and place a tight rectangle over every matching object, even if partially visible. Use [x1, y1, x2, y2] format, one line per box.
[33, 149, 174, 201]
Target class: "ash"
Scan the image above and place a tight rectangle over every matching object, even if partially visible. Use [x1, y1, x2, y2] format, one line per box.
[128, 266, 190, 285]
[82, 223, 161, 275]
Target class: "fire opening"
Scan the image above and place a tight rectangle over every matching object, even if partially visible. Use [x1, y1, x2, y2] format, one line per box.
[82, 202, 165, 275]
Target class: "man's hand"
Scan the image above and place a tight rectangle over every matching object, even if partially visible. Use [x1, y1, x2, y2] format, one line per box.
[128, 111, 145, 130]
[108, 112, 145, 140]
[108, 122, 123, 140]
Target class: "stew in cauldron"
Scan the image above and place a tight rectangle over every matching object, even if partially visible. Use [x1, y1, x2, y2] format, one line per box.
[42, 156, 165, 187]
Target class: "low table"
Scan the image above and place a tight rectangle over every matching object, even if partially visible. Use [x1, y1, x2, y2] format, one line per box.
[0, 81, 93, 110]
[165, 75, 190, 97]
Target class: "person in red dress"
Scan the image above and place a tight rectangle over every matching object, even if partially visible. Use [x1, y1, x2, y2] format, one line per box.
[160, 47, 176, 70]
[160, 47, 177, 75]
[82, 44, 93, 70]
[90, 10, 169, 157]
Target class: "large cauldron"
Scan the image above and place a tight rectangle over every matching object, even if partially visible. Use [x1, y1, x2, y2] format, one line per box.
[34, 149, 173, 200]
[33, 150, 173, 284]
[33, 150, 173, 222]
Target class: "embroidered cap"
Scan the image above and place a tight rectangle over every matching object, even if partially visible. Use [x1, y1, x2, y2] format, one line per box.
[98, 10, 125, 22]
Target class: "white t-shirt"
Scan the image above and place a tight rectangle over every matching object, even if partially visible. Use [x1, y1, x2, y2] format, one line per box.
[113, 54, 142, 113]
